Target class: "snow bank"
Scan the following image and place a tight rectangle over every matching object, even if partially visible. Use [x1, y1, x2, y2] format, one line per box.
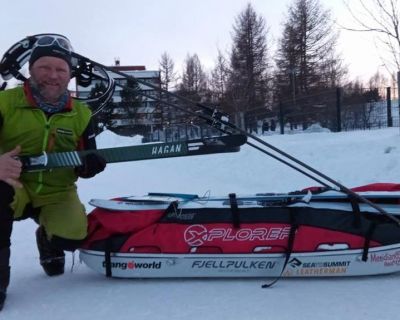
[304, 123, 331, 133]
[95, 130, 143, 148]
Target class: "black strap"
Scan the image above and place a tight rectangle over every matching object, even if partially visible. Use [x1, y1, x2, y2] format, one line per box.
[229, 193, 241, 229]
[105, 239, 112, 277]
[161, 201, 179, 220]
[362, 222, 377, 262]
[349, 195, 361, 228]
[262, 210, 298, 288]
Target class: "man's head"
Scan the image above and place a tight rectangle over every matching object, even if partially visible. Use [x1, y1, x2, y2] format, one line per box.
[29, 35, 73, 104]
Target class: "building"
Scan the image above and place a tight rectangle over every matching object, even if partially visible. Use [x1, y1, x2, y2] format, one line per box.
[76, 60, 162, 136]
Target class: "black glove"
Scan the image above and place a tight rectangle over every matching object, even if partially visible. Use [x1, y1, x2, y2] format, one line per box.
[76, 153, 106, 178]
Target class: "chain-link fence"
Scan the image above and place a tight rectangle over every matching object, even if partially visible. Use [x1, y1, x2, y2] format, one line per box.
[101, 86, 400, 142]
[255, 87, 399, 135]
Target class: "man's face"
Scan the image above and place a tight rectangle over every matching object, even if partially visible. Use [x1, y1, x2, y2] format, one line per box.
[29, 56, 71, 104]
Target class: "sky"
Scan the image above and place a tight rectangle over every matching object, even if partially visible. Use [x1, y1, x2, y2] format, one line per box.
[3, 127, 400, 319]
[0, 0, 392, 84]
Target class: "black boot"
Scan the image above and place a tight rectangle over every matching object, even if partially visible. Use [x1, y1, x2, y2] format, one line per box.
[0, 291, 5, 311]
[0, 248, 11, 312]
[36, 227, 65, 276]
[0, 266, 10, 311]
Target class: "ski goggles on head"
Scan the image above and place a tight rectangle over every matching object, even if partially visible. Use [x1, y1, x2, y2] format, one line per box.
[33, 35, 73, 53]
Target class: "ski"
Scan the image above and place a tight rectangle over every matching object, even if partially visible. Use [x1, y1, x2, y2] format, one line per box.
[89, 191, 400, 214]
[19, 134, 246, 172]
[146, 190, 400, 202]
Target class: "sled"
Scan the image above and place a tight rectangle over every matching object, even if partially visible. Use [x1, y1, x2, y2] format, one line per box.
[3, 35, 400, 281]
[79, 183, 400, 278]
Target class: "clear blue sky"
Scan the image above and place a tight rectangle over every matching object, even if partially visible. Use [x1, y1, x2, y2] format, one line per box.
[0, 0, 387, 83]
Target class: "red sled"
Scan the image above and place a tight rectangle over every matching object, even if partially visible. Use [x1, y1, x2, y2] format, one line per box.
[79, 183, 400, 278]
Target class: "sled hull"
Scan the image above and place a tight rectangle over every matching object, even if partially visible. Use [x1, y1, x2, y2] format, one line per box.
[79, 243, 400, 278]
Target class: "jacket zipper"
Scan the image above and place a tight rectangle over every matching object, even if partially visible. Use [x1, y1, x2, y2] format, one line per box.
[35, 112, 52, 194]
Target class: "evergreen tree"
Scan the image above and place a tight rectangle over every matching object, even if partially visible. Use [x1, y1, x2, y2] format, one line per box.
[226, 3, 270, 130]
[275, 0, 344, 95]
[274, 0, 346, 127]
[120, 78, 143, 118]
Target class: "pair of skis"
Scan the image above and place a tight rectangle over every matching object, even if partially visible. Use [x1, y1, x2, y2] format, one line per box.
[89, 190, 400, 215]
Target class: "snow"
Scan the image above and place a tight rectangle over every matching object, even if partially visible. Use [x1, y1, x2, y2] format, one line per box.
[95, 129, 143, 147]
[5, 127, 400, 319]
[303, 123, 331, 133]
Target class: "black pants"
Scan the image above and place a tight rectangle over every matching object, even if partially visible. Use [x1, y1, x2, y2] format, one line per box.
[0, 182, 13, 253]
[0, 182, 13, 291]
[0, 181, 84, 251]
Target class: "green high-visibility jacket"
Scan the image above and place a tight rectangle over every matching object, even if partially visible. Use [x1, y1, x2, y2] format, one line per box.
[0, 85, 92, 202]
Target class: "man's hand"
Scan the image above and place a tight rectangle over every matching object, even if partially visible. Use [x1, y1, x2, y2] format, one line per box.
[75, 153, 106, 179]
[0, 146, 23, 188]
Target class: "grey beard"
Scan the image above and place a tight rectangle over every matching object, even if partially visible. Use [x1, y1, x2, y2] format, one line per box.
[28, 79, 69, 114]
[29, 78, 67, 105]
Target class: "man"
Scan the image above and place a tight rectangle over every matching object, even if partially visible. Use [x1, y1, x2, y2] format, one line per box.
[0, 35, 106, 310]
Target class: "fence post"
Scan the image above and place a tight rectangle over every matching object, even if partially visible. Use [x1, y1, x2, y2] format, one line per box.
[387, 87, 393, 127]
[336, 87, 342, 132]
[398, 71, 400, 126]
[279, 101, 285, 134]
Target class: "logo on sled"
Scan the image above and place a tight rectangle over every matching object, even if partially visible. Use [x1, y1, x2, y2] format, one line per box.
[191, 260, 277, 270]
[286, 258, 351, 276]
[370, 251, 400, 266]
[102, 261, 162, 270]
[288, 258, 302, 268]
[184, 224, 290, 246]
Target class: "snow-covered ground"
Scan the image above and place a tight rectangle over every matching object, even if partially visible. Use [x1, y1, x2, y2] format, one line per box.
[5, 128, 400, 319]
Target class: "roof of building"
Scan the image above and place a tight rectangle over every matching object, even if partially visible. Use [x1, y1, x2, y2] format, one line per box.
[109, 65, 146, 71]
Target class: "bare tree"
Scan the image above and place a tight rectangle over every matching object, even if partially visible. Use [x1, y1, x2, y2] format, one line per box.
[210, 50, 229, 104]
[179, 53, 208, 101]
[159, 52, 177, 91]
[343, 0, 400, 70]
[368, 70, 389, 89]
